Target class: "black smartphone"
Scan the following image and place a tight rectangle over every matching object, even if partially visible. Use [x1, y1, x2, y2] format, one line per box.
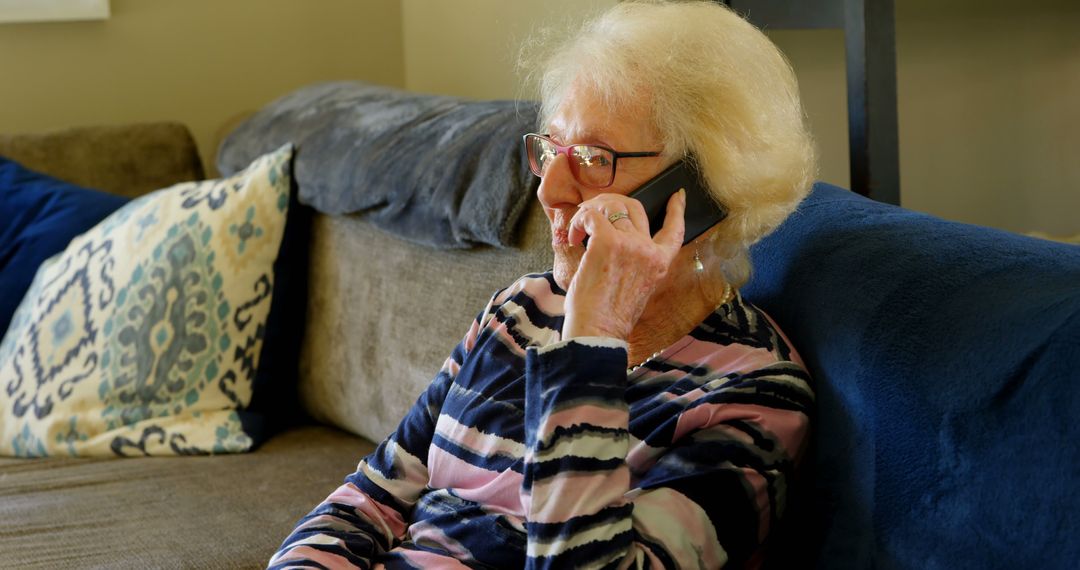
[628, 160, 727, 245]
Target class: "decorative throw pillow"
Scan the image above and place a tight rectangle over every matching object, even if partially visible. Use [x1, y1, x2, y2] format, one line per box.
[0, 145, 295, 457]
[0, 155, 129, 336]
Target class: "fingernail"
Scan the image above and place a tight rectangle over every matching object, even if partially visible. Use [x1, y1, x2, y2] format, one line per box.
[679, 188, 687, 204]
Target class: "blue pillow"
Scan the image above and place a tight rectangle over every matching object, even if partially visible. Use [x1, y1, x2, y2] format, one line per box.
[745, 183, 1080, 569]
[0, 155, 128, 336]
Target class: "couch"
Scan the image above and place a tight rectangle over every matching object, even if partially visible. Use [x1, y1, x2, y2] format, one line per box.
[1, 121, 1078, 569]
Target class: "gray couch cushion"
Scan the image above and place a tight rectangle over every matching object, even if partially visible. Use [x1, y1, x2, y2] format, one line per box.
[299, 200, 554, 443]
[0, 426, 374, 568]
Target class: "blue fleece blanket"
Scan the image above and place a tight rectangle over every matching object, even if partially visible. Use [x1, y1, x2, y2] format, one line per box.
[744, 183, 1080, 569]
[218, 82, 539, 249]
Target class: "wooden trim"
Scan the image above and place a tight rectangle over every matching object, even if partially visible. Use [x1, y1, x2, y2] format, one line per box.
[720, 0, 901, 204]
[844, 0, 900, 204]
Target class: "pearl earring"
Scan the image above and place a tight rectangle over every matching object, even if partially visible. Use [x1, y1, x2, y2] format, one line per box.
[693, 249, 705, 272]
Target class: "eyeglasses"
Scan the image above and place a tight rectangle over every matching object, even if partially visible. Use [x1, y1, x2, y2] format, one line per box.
[523, 133, 661, 189]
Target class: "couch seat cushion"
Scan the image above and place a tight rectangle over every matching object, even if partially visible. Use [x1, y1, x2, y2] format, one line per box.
[0, 425, 374, 568]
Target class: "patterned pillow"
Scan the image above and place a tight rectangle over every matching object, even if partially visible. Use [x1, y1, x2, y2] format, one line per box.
[0, 145, 294, 457]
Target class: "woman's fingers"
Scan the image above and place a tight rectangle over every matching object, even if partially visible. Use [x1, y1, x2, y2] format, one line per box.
[568, 206, 615, 247]
[619, 196, 651, 234]
[652, 189, 687, 255]
[570, 194, 651, 245]
[561, 190, 689, 341]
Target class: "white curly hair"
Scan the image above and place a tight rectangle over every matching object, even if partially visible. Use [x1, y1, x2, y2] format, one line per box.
[532, 0, 817, 287]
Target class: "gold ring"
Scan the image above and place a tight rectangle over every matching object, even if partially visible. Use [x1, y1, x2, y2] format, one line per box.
[607, 211, 629, 224]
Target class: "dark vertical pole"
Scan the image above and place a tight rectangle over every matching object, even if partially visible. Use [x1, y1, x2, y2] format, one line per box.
[845, 0, 900, 204]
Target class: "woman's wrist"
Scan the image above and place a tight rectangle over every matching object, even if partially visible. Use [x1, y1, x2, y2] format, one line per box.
[562, 313, 628, 342]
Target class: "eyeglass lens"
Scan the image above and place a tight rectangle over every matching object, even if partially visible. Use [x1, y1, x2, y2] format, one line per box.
[528, 135, 615, 188]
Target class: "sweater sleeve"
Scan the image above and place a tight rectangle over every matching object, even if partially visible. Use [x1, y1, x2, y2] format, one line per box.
[522, 338, 811, 569]
[268, 295, 502, 570]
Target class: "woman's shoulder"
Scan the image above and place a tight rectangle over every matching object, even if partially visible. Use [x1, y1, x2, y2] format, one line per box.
[659, 293, 808, 387]
[638, 295, 813, 415]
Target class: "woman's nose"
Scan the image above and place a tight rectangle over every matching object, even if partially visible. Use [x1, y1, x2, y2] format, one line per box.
[536, 153, 583, 209]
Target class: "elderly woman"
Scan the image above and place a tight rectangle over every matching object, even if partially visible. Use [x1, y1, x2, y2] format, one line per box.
[270, 1, 815, 568]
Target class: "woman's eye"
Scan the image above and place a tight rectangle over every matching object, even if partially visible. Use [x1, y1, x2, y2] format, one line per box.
[574, 147, 609, 167]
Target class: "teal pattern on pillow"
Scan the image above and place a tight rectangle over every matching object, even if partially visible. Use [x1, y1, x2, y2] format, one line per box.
[0, 145, 293, 457]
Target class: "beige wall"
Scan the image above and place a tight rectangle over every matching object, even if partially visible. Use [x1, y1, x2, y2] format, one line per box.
[895, 0, 1079, 236]
[769, 0, 1080, 236]
[3, 0, 1076, 235]
[402, 0, 1079, 236]
[402, 0, 617, 100]
[0, 0, 404, 176]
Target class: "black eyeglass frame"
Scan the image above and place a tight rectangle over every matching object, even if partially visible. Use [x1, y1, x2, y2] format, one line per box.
[523, 133, 662, 189]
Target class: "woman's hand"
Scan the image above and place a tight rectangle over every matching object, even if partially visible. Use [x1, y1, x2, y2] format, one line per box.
[561, 189, 687, 341]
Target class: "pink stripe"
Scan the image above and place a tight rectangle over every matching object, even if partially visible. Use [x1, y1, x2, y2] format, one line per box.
[427, 447, 525, 515]
[674, 402, 809, 458]
[492, 283, 517, 306]
[272, 545, 353, 567]
[675, 342, 781, 377]
[632, 489, 727, 569]
[710, 422, 756, 446]
[442, 357, 461, 377]
[295, 513, 359, 532]
[529, 466, 630, 524]
[325, 482, 408, 539]
[626, 440, 663, 474]
[461, 317, 483, 353]
[520, 275, 566, 317]
[739, 467, 772, 543]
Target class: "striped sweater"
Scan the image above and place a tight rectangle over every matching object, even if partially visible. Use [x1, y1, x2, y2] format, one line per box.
[269, 272, 813, 569]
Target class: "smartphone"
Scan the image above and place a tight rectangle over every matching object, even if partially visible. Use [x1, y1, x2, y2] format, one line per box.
[628, 160, 727, 245]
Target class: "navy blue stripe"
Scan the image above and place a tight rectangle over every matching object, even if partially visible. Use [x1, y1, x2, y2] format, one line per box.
[535, 423, 626, 452]
[527, 504, 630, 541]
[527, 455, 626, 482]
[347, 462, 412, 515]
[510, 286, 565, 332]
[689, 382, 813, 414]
[528, 527, 634, 569]
[727, 418, 777, 453]
[431, 432, 519, 472]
